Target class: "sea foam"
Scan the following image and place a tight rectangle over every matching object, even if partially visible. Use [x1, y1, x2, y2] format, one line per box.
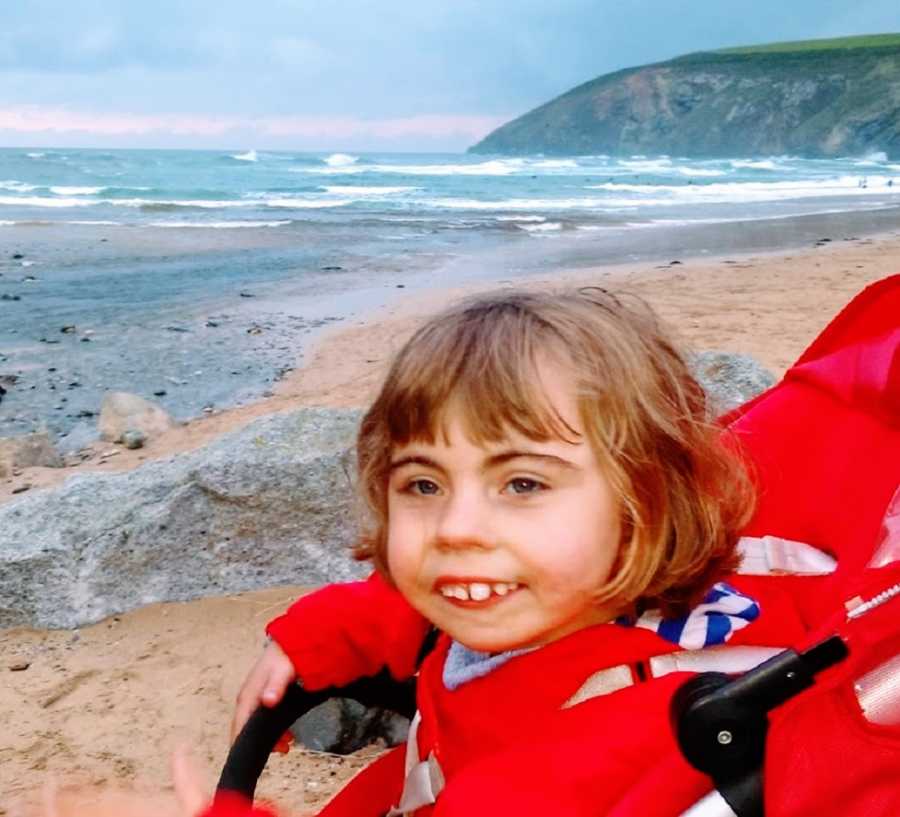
[322, 185, 419, 195]
[324, 153, 358, 167]
[148, 220, 291, 228]
[50, 186, 105, 195]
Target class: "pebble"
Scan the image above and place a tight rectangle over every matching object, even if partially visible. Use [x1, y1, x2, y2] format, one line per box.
[11, 484, 31, 494]
[61, 325, 76, 334]
[122, 430, 146, 450]
[8, 661, 30, 672]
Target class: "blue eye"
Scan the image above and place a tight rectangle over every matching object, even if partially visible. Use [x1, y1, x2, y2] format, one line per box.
[409, 479, 440, 496]
[505, 477, 544, 495]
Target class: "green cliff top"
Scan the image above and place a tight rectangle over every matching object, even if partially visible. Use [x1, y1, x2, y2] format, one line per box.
[714, 32, 900, 55]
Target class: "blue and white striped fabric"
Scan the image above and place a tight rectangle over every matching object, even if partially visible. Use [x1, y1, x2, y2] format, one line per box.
[625, 582, 760, 650]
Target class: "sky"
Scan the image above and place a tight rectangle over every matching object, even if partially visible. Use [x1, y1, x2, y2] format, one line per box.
[1, 0, 898, 153]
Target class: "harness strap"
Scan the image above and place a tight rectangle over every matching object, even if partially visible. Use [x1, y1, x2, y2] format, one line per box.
[736, 535, 837, 575]
[387, 711, 445, 817]
[562, 645, 784, 709]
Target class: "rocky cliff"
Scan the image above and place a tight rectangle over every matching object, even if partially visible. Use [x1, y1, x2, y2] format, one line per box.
[470, 35, 900, 158]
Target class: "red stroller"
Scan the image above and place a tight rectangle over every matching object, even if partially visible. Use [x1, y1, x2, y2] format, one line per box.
[216, 276, 900, 817]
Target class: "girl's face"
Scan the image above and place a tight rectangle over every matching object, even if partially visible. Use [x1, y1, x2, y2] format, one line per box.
[386, 362, 621, 653]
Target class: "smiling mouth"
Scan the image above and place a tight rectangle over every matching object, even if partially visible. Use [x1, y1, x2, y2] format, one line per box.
[435, 580, 521, 604]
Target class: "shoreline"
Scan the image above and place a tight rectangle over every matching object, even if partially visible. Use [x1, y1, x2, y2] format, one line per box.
[3, 221, 899, 504]
[3, 202, 900, 447]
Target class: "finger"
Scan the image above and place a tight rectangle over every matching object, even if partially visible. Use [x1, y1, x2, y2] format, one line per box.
[231, 672, 267, 741]
[260, 663, 295, 708]
[41, 777, 61, 817]
[171, 745, 210, 817]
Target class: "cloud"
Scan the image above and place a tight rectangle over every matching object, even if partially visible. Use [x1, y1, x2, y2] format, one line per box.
[0, 105, 506, 143]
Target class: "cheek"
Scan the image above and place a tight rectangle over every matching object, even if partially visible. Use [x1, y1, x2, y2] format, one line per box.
[384, 512, 420, 583]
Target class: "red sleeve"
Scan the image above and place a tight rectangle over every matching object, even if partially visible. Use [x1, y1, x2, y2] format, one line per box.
[199, 791, 284, 817]
[266, 571, 431, 690]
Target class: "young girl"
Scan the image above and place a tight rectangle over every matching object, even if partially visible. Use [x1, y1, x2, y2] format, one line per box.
[221, 288, 810, 817]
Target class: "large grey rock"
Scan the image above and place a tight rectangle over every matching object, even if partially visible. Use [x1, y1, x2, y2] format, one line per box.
[691, 351, 777, 416]
[99, 391, 178, 443]
[0, 407, 367, 629]
[0, 432, 63, 477]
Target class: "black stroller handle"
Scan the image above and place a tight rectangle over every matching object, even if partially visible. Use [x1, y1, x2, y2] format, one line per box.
[216, 670, 418, 803]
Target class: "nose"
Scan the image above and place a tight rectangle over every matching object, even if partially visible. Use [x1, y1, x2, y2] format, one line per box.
[434, 486, 493, 550]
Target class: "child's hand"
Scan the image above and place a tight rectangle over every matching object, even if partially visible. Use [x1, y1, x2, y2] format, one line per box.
[231, 640, 297, 754]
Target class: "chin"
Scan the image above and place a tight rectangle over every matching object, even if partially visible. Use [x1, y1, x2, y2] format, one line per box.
[450, 629, 536, 654]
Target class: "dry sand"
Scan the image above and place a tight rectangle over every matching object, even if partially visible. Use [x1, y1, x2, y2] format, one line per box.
[2, 232, 899, 815]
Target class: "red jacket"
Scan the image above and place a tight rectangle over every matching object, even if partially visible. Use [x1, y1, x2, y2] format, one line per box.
[314, 584, 807, 817]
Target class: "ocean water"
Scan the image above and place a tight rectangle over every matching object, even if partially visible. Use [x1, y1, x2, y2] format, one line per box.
[2, 147, 899, 446]
[3, 147, 900, 232]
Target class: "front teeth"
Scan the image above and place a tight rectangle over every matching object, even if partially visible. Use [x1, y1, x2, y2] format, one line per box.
[439, 581, 518, 601]
[469, 582, 491, 601]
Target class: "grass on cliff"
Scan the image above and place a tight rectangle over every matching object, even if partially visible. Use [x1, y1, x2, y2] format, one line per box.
[717, 33, 900, 55]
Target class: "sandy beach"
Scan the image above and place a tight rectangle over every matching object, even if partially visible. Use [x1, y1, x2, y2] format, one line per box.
[2, 232, 899, 816]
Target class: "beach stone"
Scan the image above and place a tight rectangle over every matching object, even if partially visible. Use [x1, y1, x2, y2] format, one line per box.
[291, 698, 410, 754]
[98, 391, 178, 443]
[690, 351, 777, 416]
[0, 432, 63, 478]
[121, 429, 146, 450]
[0, 407, 367, 629]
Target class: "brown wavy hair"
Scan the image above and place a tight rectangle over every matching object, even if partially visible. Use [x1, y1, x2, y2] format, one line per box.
[355, 288, 753, 618]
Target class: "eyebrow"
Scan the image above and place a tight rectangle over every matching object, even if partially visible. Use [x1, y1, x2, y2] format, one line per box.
[388, 449, 578, 472]
[389, 454, 442, 472]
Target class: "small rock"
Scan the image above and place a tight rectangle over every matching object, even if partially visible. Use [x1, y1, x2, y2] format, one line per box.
[11, 253, 24, 260]
[80, 337, 92, 343]
[11, 484, 31, 494]
[0, 432, 63, 477]
[61, 325, 76, 334]
[121, 430, 146, 450]
[239, 291, 255, 298]
[153, 390, 167, 397]
[396, 284, 405, 288]
[205, 320, 219, 328]
[98, 392, 178, 443]
[9, 661, 30, 671]
[247, 326, 263, 335]
[321, 266, 344, 271]
[1, 294, 21, 301]
[669, 260, 683, 266]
